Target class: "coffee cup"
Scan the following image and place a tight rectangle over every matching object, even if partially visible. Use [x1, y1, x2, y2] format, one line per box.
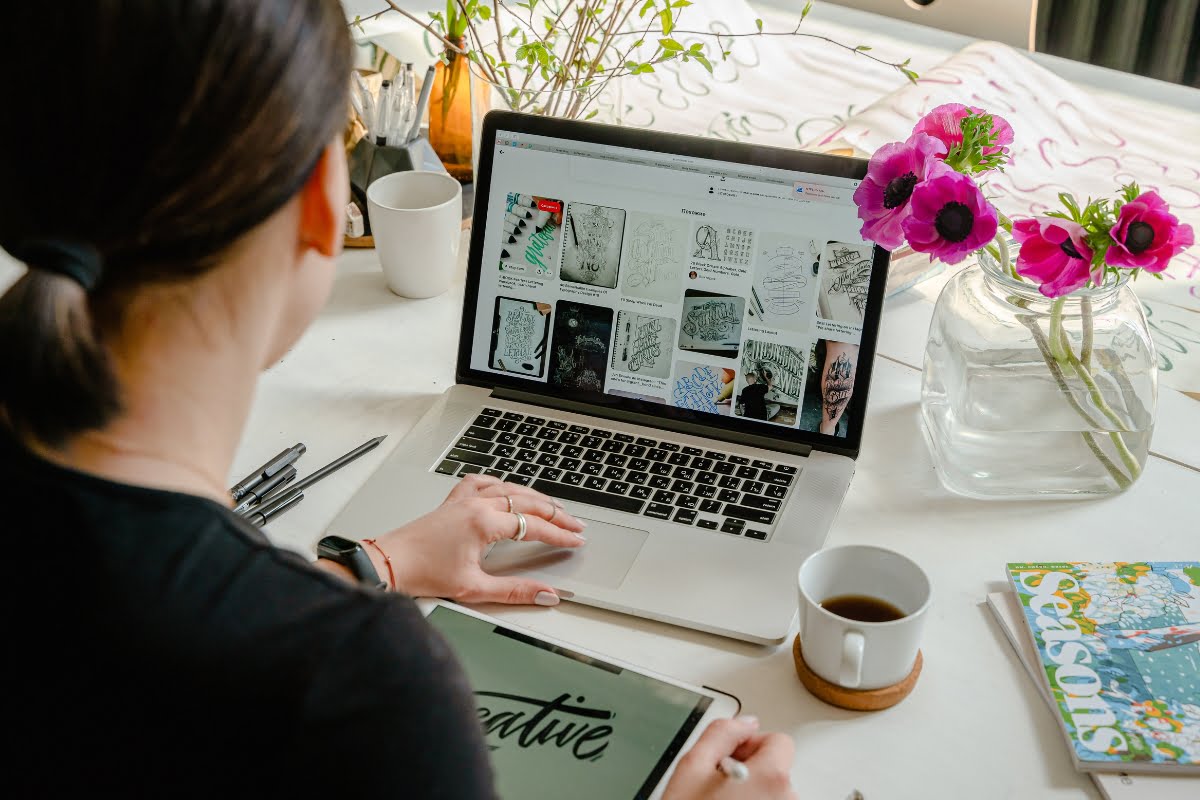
[366, 170, 462, 298]
[797, 545, 931, 690]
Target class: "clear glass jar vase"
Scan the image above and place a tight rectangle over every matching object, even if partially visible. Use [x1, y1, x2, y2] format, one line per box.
[920, 237, 1157, 499]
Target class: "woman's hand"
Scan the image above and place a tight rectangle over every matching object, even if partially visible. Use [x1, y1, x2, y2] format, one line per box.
[663, 717, 798, 800]
[373, 474, 586, 605]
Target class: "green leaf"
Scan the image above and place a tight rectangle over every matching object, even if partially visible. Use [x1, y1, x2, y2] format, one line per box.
[478, 5, 492, 20]
[508, 26, 520, 38]
[660, 9, 674, 35]
[901, 68, 919, 83]
[672, 0, 693, 7]
[755, 18, 763, 32]
[660, 37, 683, 50]
[639, 0, 655, 18]
[694, 54, 713, 73]
[855, 45, 872, 51]
[585, 109, 599, 120]
[802, 1, 813, 20]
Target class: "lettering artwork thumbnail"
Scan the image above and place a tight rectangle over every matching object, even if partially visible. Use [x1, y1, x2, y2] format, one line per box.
[549, 301, 615, 392]
[692, 223, 754, 267]
[490, 297, 553, 377]
[498, 192, 564, 278]
[611, 311, 675, 380]
[748, 236, 818, 333]
[734, 340, 806, 427]
[671, 363, 734, 415]
[817, 241, 873, 325]
[678, 289, 745, 359]
[798, 339, 860, 438]
[619, 212, 689, 303]
[561, 202, 626, 289]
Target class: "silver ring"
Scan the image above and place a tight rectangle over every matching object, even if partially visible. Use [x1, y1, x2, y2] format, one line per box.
[512, 511, 527, 541]
[505, 495, 514, 514]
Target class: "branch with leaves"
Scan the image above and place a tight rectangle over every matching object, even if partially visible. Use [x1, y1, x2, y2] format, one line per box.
[354, 0, 916, 121]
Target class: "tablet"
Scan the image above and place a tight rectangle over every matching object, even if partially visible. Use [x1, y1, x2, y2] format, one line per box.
[418, 600, 740, 800]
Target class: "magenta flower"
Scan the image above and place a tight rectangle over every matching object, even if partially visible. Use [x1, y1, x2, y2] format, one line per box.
[912, 103, 1014, 158]
[1106, 191, 1195, 272]
[901, 162, 999, 264]
[1012, 217, 1097, 298]
[853, 133, 948, 250]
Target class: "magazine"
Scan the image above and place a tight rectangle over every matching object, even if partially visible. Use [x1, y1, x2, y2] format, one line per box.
[1006, 562, 1200, 775]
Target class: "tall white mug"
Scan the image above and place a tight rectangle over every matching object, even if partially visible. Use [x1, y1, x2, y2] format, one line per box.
[366, 171, 462, 298]
[797, 545, 931, 690]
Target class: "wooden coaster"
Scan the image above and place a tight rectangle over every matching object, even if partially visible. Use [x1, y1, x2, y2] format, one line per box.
[343, 234, 374, 249]
[792, 634, 922, 712]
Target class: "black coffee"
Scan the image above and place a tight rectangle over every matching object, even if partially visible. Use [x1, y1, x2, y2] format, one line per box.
[820, 594, 906, 623]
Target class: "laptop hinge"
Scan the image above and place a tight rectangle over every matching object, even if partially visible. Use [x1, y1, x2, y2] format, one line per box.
[491, 387, 813, 458]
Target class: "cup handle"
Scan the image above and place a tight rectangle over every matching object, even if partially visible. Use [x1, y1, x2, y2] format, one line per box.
[840, 631, 865, 688]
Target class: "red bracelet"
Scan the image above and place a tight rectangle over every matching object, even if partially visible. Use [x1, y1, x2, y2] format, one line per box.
[361, 538, 396, 591]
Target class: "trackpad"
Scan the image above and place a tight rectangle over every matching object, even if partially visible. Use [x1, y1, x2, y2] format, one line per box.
[482, 518, 648, 590]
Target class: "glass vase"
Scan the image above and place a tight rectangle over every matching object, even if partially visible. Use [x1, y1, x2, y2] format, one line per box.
[920, 237, 1157, 499]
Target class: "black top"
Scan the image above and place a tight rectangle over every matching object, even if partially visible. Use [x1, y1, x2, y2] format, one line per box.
[2, 433, 496, 798]
[738, 382, 770, 420]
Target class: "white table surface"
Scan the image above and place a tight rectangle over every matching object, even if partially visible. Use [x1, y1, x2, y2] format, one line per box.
[237, 233, 1198, 800]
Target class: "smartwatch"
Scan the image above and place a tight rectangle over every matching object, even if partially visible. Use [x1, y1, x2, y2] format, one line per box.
[316, 535, 387, 590]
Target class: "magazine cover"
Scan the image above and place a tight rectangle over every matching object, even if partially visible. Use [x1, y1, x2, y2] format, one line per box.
[1006, 562, 1200, 774]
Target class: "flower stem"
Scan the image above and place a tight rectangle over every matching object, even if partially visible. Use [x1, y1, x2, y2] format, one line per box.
[1080, 432, 1132, 490]
[1048, 298, 1067, 362]
[1081, 296, 1093, 370]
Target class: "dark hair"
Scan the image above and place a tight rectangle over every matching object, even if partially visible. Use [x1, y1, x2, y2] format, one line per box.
[0, 0, 351, 446]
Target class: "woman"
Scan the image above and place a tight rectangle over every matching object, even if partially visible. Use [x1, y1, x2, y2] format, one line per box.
[0, 2, 798, 798]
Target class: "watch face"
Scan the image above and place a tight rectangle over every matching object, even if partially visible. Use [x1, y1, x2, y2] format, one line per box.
[318, 535, 359, 557]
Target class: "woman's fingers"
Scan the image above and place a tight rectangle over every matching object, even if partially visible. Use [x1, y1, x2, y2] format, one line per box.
[476, 484, 586, 532]
[444, 472, 503, 502]
[462, 573, 562, 606]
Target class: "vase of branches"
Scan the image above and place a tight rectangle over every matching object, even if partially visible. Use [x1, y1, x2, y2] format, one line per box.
[429, 31, 480, 182]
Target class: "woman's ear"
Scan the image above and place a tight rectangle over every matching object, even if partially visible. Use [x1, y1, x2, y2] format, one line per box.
[297, 141, 349, 259]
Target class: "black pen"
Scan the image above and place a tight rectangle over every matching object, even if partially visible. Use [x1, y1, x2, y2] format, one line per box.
[258, 436, 387, 507]
[232, 465, 297, 514]
[245, 491, 305, 528]
[229, 443, 305, 500]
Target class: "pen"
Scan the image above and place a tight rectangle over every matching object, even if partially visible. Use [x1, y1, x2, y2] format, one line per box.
[375, 79, 392, 144]
[353, 71, 375, 139]
[718, 756, 750, 782]
[229, 443, 306, 500]
[406, 64, 435, 144]
[232, 465, 297, 514]
[258, 436, 387, 507]
[245, 491, 305, 528]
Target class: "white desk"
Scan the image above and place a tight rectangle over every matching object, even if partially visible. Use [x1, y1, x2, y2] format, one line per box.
[240, 235, 1198, 800]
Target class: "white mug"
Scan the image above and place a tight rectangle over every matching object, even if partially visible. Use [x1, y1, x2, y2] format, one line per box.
[797, 545, 931, 690]
[366, 171, 462, 298]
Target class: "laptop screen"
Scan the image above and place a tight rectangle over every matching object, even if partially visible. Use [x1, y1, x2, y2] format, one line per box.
[461, 115, 886, 457]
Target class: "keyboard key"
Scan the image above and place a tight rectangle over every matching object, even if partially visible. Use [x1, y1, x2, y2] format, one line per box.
[650, 463, 673, 476]
[464, 426, 497, 442]
[658, 442, 680, 452]
[472, 414, 496, 427]
[580, 436, 602, 449]
[606, 481, 630, 496]
[697, 519, 719, 530]
[581, 462, 603, 476]
[643, 503, 673, 520]
[493, 419, 517, 433]
[560, 458, 582, 472]
[765, 485, 787, 499]
[653, 489, 675, 504]
[744, 529, 768, 541]
[647, 449, 668, 462]
[718, 489, 740, 504]
[459, 463, 484, 476]
[435, 460, 459, 475]
[604, 453, 628, 468]
[583, 450, 605, 463]
[481, 408, 501, 417]
[515, 449, 537, 462]
[536, 428, 559, 440]
[446, 448, 496, 468]
[536, 453, 559, 467]
[601, 440, 624, 453]
[718, 476, 740, 489]
[752, 459, 774, 470]
[628, 458, 650, 472]
[636, 437, 657, 447]
[682, 446, 703, 456]
[546, 420, 567, 430]
[559, 433, 580, 445]
[720, 520, 743, 535]
[714, 462, 736, 475]
[627, 472, 648, 485]
[493, 445, 516, 458]
[649, 475, 672, 489]
[519, 436, 540, 449]
[674, 495, 698, 510]
[517, 463, 540, 477]
[563, 473, 585, 486]
[614, 433, 634, 443]
[696, 471, 717, 485]
[728, 455, 749, 465]
[584, 476, 607, 491]
[525, 416, 546, 426]
[691, 458, 713, 471]
[496, 458, 518, 472]
[630, 485, 652, 499]
[505, 474, 532, 486]
[483, 469, 505, 478]
[673, 509, 697, 524]
[742, 495, 781, 511]
[517, 423, 538, 436]
[569, 424, 590, 434]
[671, 480, 695, 494]
[496, 431, 518, 444]
[668, 452, 690, 466]
[532, 479, 645, 514]
[623, 445, 646, 459]
[696, 485, 717, 499]
[699, 499, 722, 514]
[759, 470, 794, 487]
[742, 480, 765, 495]
[704, 451, 726, 460]
[603, 466, 626, 480]
[736, 466, 758, 480]
[672, 467, 695, 481]
[724, 505, 776, 525]
[589, 429, 612, 439]
[538, 441, 562, 454]
[562, 445, 584, 459]
[454, 437, 494, 454]
[502, 412, 524, 421]
[540, 468, 563, 482]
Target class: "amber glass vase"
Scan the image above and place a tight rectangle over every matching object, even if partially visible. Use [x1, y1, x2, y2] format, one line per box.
[429, 38, 484, 183]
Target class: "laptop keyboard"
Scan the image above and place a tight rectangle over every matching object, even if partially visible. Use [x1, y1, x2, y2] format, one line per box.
[429, 407, 799, 542]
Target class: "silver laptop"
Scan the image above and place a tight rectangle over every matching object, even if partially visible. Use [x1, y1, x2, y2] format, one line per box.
[329, 111, 889, 645]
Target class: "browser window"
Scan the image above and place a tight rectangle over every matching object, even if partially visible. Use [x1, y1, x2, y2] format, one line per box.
[468, 130, 874, 439]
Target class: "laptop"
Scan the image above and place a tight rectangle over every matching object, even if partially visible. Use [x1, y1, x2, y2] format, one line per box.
[328, 111, 890, 645]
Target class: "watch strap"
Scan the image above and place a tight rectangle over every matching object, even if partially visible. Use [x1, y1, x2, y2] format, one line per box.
[318, 536, 387, 590]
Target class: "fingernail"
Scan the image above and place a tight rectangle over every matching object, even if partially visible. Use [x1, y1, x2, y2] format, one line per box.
[535, 591, 560, 606]
[737, 715, 759, 728]
[575, 533, 587, 542]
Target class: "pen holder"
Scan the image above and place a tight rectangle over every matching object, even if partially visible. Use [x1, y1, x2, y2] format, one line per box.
[347, 135, 447, 241]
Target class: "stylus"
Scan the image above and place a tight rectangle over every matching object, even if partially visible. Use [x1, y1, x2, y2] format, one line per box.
[245, 491, 305, 528]
[232, 465, 297, 514]
[228, 443, 306, 500]
[718, 757, 750, 782]
[257, 436, 387, 507]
